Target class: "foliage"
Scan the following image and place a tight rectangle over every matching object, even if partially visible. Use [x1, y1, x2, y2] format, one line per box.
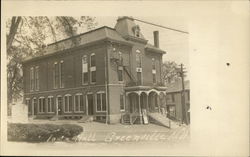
[6, 16, 98, 105]
[162, 61, 180, 84]
[8, 123, 83, 142]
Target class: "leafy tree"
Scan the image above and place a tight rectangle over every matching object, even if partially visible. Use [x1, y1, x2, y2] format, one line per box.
[162, 61, 179, 84]
[6, 16, 98, 111]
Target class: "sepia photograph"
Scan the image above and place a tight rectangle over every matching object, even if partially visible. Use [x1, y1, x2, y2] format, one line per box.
[1, 1, 249, 156]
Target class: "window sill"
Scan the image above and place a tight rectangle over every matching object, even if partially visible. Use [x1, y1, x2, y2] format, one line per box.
[96, 110, 107, 113]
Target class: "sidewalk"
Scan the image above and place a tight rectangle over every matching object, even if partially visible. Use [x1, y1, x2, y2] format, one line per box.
[26, 119, 190, 143]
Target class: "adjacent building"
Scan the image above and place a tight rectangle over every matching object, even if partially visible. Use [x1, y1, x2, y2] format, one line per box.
[22, 16, 172, 124]
[166, 80, 190, 124]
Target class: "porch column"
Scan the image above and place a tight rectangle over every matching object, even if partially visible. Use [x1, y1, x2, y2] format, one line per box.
[138, 93, 143, 124]
[31, 101, 34, 116]
[146, 94, 149, 112]
[157, 93, 161, 113]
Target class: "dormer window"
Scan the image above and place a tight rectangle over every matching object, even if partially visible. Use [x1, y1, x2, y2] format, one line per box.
[132, 25, 140, 37]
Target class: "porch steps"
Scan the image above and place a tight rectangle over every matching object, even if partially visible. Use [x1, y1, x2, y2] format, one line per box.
[78, 116, 94, 123]
[148, 112, 171, 128]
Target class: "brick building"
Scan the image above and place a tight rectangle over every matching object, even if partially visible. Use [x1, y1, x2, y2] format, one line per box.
[166, 80, 190, 124]
[22, 16, 170, 124]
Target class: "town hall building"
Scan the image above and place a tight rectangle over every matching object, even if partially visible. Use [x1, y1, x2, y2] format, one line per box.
[22, 16, 172, 124]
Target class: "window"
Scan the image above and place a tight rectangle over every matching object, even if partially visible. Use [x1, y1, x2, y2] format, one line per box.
[26, 99, 31, 113]
[133, 25, 140, 37]
[118, 51, 123, 65]
[118, 66, 123, 82]
[120, 94, 125, 111]
[96, 92, 106, 112]
[152, 58, 156, 83]
[136, 50, 142, 85]
[59, 61, 64, 88]
[30, 67, 34, 91]
[75, 94, 84, 112]
[32, 98, 37, 114]
[136, 51, 142, 68]
[47, 96, 54, 113]
[38, 97, 46, 113]
[35, 66, 39, 90]
[53, 62, 59, 89]
[64, 94, 73, 112]
[187, 91, 190, 101]
[171, 94, 175, 102]
[82, 55, 88, 84]
[90, 53, 96, 83]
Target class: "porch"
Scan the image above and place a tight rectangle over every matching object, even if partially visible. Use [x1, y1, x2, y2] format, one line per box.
[121, 86, 168, 125]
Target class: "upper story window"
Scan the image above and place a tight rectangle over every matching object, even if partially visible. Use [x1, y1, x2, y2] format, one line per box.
[90, 53, 96, 83]
[118, 52, 123, 82]
[59, 61, 64, 88]
[152, 58, 156, 84]
[132, 25, 140, 37]
[54, 61, 64, 89]
[64, 94, 73, 113]
[136, 50, 142, 85]
[96, 92, 106, 112]
[82, 55, 88, 85]
[35, 66, 39, 91]
[136, 50, 142, 68]
[75, 93, 84, 112]
[53, 62, 59, 89]
[30, 67, 34, 91]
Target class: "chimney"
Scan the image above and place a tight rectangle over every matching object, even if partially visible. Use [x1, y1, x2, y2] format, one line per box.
[153, 31, 159, 48]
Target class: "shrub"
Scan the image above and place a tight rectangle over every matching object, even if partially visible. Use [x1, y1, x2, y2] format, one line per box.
[8, 123, 83, 142]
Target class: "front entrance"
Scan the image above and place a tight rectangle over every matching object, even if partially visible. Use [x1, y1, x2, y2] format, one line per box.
[57, 96, 63, 115]
[87, 94, 94, 115]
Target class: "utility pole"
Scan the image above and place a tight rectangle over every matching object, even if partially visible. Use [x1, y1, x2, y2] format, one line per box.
[179, 64, 188, 124]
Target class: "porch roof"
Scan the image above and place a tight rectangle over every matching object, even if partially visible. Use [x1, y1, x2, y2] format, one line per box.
[125, 85, 167, 94]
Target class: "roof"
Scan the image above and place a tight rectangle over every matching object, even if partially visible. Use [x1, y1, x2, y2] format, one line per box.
[166, 80, 190, 93]
[22, 21, 166, 63]
[145, 43, 166, 54]
[23, 26, 132, 63]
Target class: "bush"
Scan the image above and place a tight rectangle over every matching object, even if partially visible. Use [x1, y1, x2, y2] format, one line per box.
[8, 123, 83, 142]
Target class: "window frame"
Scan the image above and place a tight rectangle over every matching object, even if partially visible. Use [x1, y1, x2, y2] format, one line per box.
[30, 67, 34, 91]
[120, 94, 125, 111]
[74, 93, 84, 113]
[96, 92, 107, 112]
[47, 96, 55, 113]
[59, 60, 64, 88]
[90, 53, 96, 84]
[53, 62, 59, 89]
[81, 55, 88, 85]
[35, 66, 39, 91]
[64, 94, 73, 113]
[38, 97, 46, 113]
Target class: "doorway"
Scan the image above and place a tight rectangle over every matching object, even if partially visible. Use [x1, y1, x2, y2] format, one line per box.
[57, 96, 63, 115]
[87, 94, 94, 115]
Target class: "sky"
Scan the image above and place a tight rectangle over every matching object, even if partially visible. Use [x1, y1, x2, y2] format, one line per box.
[94, 16, 189, 75]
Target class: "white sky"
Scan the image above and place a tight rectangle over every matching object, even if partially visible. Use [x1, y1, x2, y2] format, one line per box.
[94, 16, 189, 75]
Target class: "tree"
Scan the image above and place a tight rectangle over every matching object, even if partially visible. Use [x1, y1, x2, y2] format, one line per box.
[6, 16, 98, 108]
[162, 61, 179, 84]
